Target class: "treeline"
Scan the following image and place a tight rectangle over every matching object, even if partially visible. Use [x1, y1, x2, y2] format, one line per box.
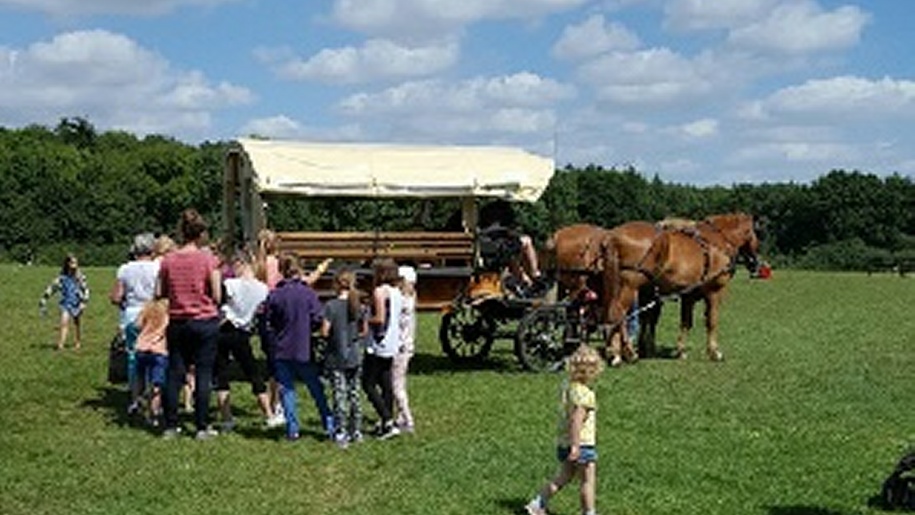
[2, 118, 913, 270]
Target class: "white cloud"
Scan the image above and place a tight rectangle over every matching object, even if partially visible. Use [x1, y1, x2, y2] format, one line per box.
[732, 141, 860, 164]
[331, 0, 588, 39]
[336, 73, 574, 141]
[578, 47, 714, 105]
[275, 39, 458, 84]
[239, 115, 364, 141]
[664, 0, 778, 31]
[552, 14, 641, 61]
[0, 0, 238, 16]
[678, 118, 719, 138]
[756, 76, 915, 119]
[728, 2, 870, 54]
[339, 72, 575, 114]
[0, 30, 252, 137]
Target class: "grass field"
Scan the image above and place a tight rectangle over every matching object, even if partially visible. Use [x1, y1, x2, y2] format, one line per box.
[1, 265, 913, 515]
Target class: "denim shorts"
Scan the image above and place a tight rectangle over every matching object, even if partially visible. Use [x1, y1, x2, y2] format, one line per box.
[557, 445, 598, 464]
[135, 352, 168, 387]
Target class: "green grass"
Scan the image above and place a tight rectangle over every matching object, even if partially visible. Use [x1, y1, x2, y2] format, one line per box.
[1, 265, 913, 514]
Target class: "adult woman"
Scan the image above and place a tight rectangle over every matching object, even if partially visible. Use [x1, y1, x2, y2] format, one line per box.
[109, 233, 160, 414]
[157, 209, 222, 440]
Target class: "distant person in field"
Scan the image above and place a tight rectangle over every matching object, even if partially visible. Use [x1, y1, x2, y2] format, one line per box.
[363, 258, 403, 440]
[265, 253, 332, 441]
[157, 208, 222, 440]
[525, 345, 604, 515]
[39, 253, 89, 350]
[213, 250, 279, 431]
[109, 233, 159, 414]
[392, 265, 417, 434]
[320, 268, 367, 448]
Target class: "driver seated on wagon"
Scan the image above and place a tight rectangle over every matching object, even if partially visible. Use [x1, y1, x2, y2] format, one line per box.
[476, 200, 547, 298]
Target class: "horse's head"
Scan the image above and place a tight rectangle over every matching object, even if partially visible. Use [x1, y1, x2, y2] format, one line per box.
[705, 213, 761, 274]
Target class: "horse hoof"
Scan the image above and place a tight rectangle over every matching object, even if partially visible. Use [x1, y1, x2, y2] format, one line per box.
[610, 356, 623, 367]
[709, 350, 724, 362]
[677, 352, 688, 360]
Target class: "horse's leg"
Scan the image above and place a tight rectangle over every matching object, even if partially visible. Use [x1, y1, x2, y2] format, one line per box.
[605, 294, 631, 367]
[704, 292, 724, 361]
[620, 287, 638, 363]
[676, 296, 696, 359]
[637, 286, 659, 358]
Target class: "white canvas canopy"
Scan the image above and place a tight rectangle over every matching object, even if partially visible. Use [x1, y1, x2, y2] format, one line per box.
[232, 138, 555, 202]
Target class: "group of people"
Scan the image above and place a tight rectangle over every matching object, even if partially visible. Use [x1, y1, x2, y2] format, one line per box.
[96, 208, 418, 444]
[39, 206, 605, 514]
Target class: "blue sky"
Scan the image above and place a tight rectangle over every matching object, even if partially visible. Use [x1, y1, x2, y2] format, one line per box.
[1, 0, 913, 185]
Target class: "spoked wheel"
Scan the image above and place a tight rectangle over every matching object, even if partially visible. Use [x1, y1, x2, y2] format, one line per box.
[515, 305, 573, 372]
[439, 303, 495, 363]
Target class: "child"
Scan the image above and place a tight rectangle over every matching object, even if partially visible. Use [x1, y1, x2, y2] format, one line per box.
[134, 299, 169, 426]
[525, 345, 604, 515]
[39, 254, 89, 350]
[362, 258, 403, 440]
[320, 269, 367, 448]
[214, 250, 276, 430]
[265, 253, 332, 441]
[392, 265, 416, 433]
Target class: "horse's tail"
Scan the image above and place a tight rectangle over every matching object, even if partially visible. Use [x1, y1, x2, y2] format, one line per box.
[599, 233, 621, 325]
[540, 233, 558, 282]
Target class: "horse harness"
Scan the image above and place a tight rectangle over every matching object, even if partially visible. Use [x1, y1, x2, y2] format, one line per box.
[622, 222, 738, 302]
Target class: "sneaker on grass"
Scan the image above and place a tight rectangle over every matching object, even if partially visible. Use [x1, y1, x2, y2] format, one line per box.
[195, 428, 219, 441]
[378, 423, 400, 441]
[265, 412, 285, 429]
[161, 427, 182, 440]
[524, 500, 546, 515]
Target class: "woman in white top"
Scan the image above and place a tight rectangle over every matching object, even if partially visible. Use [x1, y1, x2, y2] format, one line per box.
[109, 233, 160, 413]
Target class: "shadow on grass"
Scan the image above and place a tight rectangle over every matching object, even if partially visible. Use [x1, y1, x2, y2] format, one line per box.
[82, 385, 132, 428]
[494, 497, 533, 514]
[408, 351, 522, 376]
[766, 505, 846, 515]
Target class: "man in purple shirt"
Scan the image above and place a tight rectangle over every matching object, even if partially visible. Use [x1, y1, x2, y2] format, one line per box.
[265, 255, 332, 441]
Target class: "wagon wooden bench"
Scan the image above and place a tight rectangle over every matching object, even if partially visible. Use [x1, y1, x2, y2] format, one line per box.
[276, 230, 476, 310]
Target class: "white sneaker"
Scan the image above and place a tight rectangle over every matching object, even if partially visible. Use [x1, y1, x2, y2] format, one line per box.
[378, 424, 400, 440]
[525, 500, 546, 515]
[265, 412, 286, 429]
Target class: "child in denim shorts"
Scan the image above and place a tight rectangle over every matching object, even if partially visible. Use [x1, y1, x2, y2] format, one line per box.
[134, 299, 169, 426]
[526, 345, 604, 515]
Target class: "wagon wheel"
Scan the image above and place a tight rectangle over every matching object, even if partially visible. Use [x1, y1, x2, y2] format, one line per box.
[439, 303, 495, 363]
[515, 305, 571, 372]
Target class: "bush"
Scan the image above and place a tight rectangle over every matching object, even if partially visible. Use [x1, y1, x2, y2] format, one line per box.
[795, 239, 891, 271]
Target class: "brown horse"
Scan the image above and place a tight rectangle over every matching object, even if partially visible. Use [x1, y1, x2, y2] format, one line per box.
[604, 212, 760, 363]
[544, 221, 659, 365]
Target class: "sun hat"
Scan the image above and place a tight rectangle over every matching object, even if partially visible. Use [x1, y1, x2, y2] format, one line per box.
[398, 265, 417, 284]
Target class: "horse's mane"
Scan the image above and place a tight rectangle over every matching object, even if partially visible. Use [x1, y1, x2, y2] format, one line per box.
[704, 212, 752, 230]
[656, 217, 696, 231]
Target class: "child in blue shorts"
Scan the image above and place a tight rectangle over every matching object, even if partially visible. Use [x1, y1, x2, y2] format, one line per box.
[39, 254, 89, 350]
[134, 299, 169, 426]
[526, 345, 604, 515]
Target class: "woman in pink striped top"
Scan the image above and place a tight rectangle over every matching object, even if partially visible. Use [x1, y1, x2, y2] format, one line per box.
[157, 208, 222, 440]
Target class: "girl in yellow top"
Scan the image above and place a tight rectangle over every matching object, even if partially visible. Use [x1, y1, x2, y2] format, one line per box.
[526, 345, 604, 515]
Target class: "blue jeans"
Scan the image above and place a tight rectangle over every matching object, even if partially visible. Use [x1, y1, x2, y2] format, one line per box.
[275, 359, 332, 438]
[124, 321, 141, 388]
[162, 317, 220, 432]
